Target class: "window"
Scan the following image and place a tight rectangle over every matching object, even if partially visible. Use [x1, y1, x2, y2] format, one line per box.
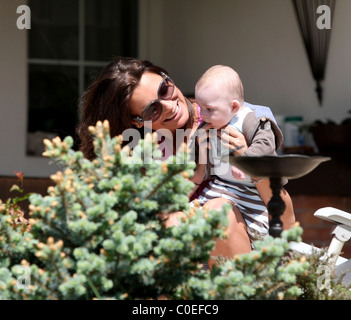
[27, 0, 138, 156]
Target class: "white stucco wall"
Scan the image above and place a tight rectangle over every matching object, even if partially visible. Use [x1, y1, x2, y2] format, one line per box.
[0, 0, 61, 177]
[140, 0, 351, 125]
[1, 0, 350, 177]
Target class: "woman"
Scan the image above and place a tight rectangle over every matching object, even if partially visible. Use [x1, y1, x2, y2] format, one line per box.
[77, 56, 295, 266]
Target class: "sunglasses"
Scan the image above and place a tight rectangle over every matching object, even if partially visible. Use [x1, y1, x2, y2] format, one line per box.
[133, 72, 175, 123]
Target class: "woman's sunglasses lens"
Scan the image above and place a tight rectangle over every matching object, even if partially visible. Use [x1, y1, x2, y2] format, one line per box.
[140, 76, 174, 122]
[143, 101, 162, 121]
[159, 78, 174, 100]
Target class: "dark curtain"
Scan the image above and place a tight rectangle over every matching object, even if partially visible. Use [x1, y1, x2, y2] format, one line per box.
[292, 0, 335, 106]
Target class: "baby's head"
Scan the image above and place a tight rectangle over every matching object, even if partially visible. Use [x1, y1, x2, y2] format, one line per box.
[195, 65, 244, 129]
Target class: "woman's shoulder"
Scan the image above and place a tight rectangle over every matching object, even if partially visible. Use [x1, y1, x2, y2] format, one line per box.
[186, 97, 203, 126]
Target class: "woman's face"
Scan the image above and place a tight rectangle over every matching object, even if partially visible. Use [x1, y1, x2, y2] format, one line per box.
[129, 72, 189, 132]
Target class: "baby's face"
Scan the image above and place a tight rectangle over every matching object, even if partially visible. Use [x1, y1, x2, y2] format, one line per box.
[196, 85, 235, 129]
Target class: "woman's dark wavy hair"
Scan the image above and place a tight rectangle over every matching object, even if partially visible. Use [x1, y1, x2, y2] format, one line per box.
[76, 56, 194, 160]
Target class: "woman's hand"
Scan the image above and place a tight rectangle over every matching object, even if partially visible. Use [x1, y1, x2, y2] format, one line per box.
[189, 123, 210, 190]
[216, 125, 247, 180]
[216, 125, 248, 156]
[196, 123, 211, 164]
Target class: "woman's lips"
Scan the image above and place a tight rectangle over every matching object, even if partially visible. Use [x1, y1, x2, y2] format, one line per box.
[164, 102, 180, 122]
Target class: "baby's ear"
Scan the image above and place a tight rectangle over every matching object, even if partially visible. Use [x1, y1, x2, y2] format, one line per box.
[231, 100, 241, 114]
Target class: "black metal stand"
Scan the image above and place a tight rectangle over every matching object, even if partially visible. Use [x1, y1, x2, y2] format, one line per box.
[223, 155, 331, 238]
[267, 177, 285, 237]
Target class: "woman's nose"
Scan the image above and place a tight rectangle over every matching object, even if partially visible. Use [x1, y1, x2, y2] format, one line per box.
[161, 99, 176, 111]
[160, 99, 178, 121]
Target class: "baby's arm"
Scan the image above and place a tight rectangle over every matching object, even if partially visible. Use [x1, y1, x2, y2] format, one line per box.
[242, 120, 295, 229]
[216, 123, 276, 180]
[243, 120, 277, 157]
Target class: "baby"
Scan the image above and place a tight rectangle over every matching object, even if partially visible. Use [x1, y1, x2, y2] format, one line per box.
[191, 65, 284, 243]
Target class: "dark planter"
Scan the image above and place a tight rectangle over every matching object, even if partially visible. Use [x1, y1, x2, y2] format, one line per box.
[311, 124, 351, 155]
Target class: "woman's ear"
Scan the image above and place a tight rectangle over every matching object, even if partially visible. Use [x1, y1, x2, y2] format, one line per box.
[231, 100, 241, 114]
[131, 120, 144, 129]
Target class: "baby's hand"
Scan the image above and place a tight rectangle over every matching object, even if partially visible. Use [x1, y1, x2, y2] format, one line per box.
[231, 166, 246, 180]
[217, 126, 248, 156]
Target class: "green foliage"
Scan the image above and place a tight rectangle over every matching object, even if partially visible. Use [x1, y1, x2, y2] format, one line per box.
[0, 120, 344, 300]
[0, 121, 228, 299]
[184, 227, 309, 300]
[309, 110, 351, 127]
[294, 249, 351, 300]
